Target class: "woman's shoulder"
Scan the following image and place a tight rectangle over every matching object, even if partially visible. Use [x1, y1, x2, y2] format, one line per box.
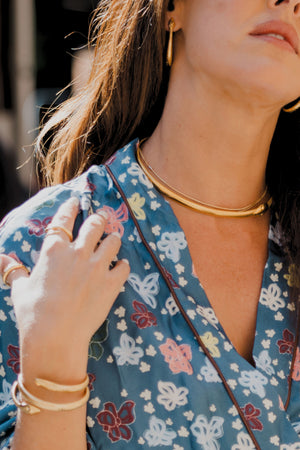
[0, 138, 138, 254]
[0, 171, 103, 240]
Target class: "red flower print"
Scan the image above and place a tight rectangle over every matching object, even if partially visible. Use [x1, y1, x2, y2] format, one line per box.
[277, 329, 295, 354]
[162, 268, 180, 289]
[97, 204, 128, 237]
[292, 347, 300, 381]
[241, 403, 263, 431]
[88, 373, 96, 391]
[26, 217, 52, 236]
[130, 300, 157, 329]
[159, 338, 193, 375]
[97, 400, 135, 442]
[7, 344, 20, 374]
[85, 180, 96, 193]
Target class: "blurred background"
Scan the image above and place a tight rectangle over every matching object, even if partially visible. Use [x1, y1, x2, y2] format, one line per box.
[0, 0, 97, 220]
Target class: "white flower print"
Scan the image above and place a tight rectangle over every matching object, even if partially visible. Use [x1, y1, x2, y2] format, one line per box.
[190, 415, 224, 449]
[113, 333, 144, 365]
[157, 381, 189, 411]
[269, 222, 283, 247]
[144, 415, 177, 447]
[200, 358, 222, 383]
[196, 306, 219, 328]
[133, 227, 142, 243]
[238, 370, 268, 398]
[0, 380, 13, 406]
[253, 350, 275, 376]
[80, 194, 92, 212]
[280, 445, 300, 450]
[157, 232, 187, 263]
[128, 162, 153, 188]
[260, 283, 285, 311]
[91, 165, 106, 177]
[128, 273, 160, 308]
[165, 296, 179, 316]
[231, 432, 256, 449]
[292, 421, 300, 435]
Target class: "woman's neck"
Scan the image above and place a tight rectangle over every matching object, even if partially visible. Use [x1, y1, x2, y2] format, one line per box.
[143, 69, 280, 210]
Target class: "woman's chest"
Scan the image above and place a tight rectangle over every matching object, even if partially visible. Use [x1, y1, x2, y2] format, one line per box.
[171, 207, 270, 362]
[186, 228, 269, 362]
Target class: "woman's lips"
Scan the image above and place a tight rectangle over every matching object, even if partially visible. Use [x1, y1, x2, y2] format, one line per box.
[249, 20, 299, 55]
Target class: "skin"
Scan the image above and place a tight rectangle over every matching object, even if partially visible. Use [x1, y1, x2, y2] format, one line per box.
[1, 0, 300, 448]
[143, 0, 300, 361]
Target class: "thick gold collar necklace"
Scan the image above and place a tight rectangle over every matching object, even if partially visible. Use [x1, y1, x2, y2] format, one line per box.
[136, 140, 272, 218]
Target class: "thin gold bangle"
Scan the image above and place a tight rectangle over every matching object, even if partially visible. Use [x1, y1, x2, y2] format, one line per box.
[35, 374, 89, 392]
[15, 375, 90, 414]
[11, 380, 40, 415]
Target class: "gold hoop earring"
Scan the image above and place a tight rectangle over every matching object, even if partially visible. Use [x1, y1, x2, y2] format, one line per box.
[283, 99, 300, 113]
[166, 18, 175, 67]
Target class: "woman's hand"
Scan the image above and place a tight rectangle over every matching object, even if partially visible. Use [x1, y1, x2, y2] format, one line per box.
[0, 197, 130, 383]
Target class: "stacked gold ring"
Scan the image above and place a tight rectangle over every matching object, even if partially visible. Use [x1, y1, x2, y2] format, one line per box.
[2, 263, 30, 287]
[45, 225, 73, 242]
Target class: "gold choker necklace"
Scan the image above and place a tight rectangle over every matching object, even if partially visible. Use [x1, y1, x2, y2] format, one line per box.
[136, 141, 272, 218]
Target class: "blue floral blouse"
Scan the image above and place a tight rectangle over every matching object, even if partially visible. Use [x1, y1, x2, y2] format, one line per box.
[0, 139, 299, 449]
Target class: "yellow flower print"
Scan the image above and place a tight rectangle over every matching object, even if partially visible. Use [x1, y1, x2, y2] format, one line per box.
[128, 193, 146, 220]
[284, 264, 300, 288]
[200, 332, 220, 358]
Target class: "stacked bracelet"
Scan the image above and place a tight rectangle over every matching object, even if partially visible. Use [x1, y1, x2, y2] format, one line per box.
[35, 374, 90, 392]
[11, 374, 90, 415]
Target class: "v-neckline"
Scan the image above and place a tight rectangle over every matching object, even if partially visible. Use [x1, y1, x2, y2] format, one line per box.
[102, 140, 300, 447]
[157, 201, 273, 369]
[106, 139, 296, 388]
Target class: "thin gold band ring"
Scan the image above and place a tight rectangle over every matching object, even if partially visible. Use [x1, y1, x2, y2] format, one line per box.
[2, 263, 30, 286]
[45, 225, 73, 242]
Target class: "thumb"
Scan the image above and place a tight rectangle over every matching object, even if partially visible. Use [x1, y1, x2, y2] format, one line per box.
[0, 254, 30, 288]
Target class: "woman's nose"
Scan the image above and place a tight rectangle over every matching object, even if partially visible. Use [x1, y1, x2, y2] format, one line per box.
[268, 0, 300, 15]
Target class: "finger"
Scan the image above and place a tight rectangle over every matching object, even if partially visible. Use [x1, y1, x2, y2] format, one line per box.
[0, 254, 30, 287]
[94, 232, 122, 268]
[74, 211, 108, 254]
[109, 259, 131, 280]
[106, 259, 131, 295]
[45, 197, 80, 243]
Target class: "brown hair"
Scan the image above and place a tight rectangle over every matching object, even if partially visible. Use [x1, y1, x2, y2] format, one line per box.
[36, 0, 300, 302]
[36, 0, 169, 186]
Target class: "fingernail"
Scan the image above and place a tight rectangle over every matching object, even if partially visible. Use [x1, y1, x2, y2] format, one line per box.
[97, 210, 108, 220]
[111, 231, 121, 239]
[122, 259, 129, 265]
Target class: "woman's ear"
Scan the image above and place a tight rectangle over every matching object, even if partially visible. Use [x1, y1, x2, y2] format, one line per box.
[168, 0, 175, 11]
[165, 0, 184, 31]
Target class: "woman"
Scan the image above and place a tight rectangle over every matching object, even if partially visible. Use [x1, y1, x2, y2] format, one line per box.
[0, 0, 300, 448]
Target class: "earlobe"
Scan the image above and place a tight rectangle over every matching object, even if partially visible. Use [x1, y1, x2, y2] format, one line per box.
[165, 0, 184, 32]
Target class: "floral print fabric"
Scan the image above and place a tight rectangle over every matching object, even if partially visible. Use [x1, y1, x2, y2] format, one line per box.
[0, 139, 299, 449]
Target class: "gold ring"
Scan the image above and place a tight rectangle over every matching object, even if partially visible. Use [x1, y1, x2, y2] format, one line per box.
[2, 263, 30, 286]
[45, 225, 73, 242]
